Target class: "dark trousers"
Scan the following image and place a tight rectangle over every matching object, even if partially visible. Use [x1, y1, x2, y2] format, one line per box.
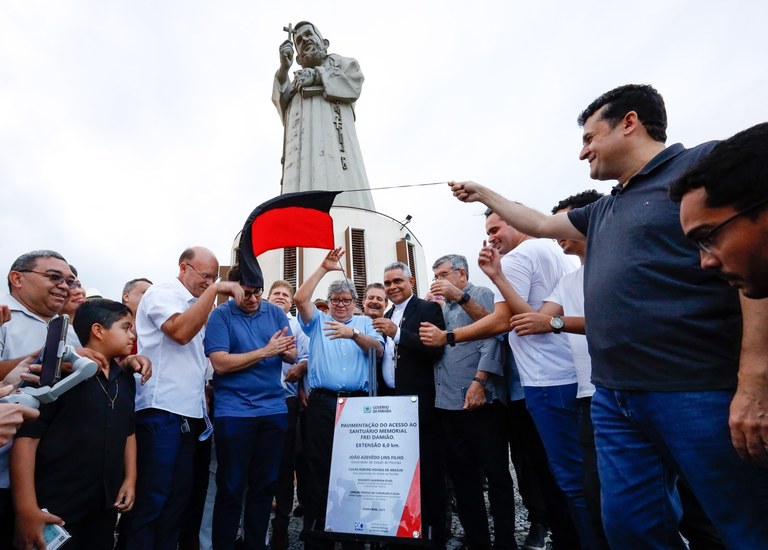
[417, 400, 448, 549]
[273, 396, 300, 532]
[439, 402, 516, 550]
[117, 408, 197, 550]
[178, 418, 213, 550]
[506, 399, 580, 550]
[213, 414, 287, 550]
[302, 391, 339, 549]
[0, 488, 14, 550]
[62, 508, 119, 549]
[578, 398, 610, 549]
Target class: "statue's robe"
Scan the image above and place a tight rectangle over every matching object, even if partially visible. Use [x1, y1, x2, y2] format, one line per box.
[273, 53, 375, 210]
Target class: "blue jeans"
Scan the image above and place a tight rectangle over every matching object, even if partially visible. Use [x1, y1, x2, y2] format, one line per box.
[592, 386, 768, 549]
[212, 414, 287, 550]
[524, 383, 607, 550]
[118, 408, 197, 550]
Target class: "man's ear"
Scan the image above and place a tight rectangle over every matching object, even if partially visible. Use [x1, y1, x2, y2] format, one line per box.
[623, 111, 640, 135]
[323, 39, 330, 49]
[8, 271, 23, 290]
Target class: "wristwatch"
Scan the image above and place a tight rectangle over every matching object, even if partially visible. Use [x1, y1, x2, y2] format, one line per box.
[550, 315, 565, 334]
[352, 328, 361, 338]
[457, 291, 471, 306]
[445, 330, 456, 347]
[472, 375, 487, 386]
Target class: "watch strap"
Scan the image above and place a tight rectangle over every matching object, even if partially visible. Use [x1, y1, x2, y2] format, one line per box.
[445, 330, 456, 347]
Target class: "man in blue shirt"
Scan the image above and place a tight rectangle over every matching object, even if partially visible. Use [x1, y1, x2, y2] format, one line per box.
[204, 266, 297, 550]
[294, 247, 383, 550]
[671, 122, 768, 465]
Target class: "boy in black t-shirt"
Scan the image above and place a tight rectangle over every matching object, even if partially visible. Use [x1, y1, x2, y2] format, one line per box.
[11, 299, 137, 549]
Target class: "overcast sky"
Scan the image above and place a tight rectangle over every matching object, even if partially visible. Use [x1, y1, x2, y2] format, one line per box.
[2, 0, 767, 299]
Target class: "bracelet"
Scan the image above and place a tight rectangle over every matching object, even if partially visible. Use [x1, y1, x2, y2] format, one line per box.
[457, 292, 471, 306]
[472, 376, 487, 386]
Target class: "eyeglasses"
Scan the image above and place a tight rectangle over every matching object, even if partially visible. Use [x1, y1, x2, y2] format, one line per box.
[329, 298, 354, 306]
[242, 288, 263, 299]
[433, 268, 459, 281]
[185, 263, 218, 282]
[18, 270, 80, 289]
[693, 197, 768, 254]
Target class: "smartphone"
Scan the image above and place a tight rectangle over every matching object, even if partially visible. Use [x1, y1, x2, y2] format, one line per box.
[38, 315, 69, 387]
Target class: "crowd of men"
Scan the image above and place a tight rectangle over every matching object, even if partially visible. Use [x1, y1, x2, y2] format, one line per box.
[2, 83, 768, 550]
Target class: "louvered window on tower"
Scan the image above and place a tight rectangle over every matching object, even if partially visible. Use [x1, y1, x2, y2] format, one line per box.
[345, 228, 368, 307]
[283, 247, 298, 315]
[396, 239, 419, 297]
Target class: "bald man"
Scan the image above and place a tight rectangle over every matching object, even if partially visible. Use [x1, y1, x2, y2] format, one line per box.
[118, 247, 243, 550]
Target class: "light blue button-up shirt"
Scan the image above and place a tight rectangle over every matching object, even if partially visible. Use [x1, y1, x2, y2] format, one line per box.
[299, 306, 383, 391]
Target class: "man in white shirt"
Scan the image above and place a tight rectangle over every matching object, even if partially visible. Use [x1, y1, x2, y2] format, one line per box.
[118, 246, 243, 550]
[422, 213, 606, 550]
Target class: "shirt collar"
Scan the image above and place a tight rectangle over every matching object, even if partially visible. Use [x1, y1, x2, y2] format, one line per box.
[618, 143, 685, 194]
[1, 292, 51, 323]
[172, 277, 197, 304]
[231, 299, 266, 317]
[394, 295, 413, 313]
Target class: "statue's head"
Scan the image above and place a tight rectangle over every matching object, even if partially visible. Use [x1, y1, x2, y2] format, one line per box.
[294, 21, 329, 68]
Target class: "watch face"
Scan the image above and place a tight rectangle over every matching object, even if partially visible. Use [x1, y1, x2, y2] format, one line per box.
[551, 316, 565, 330]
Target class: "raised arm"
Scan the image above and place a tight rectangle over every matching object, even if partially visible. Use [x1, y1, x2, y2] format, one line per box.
[161, 281, 244, 345]
[295, 248, 345, 324]
[477, 241, 535, 316]
[450, 181, 584, 240]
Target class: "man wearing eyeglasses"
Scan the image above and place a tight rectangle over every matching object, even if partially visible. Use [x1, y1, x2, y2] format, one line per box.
[0, 250, 81, 546]
[447, 85, 768, 548]
[671, 121, 768, 460]
[119, 246, 244, 550]
[293, 247, 383, 550]
[203, 266, 297, 549]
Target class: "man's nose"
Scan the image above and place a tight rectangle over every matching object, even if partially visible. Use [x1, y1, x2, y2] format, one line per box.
[699, 249, 722, 270]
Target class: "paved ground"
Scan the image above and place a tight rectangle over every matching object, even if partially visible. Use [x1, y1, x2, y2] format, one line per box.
[272, 472, 552, 550]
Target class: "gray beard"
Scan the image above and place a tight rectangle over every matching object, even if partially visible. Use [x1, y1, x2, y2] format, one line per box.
[298, 48, 326, 68]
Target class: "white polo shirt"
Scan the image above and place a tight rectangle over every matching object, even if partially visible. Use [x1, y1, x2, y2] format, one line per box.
[494, 239, 578, 387]
[135, 278, 206, 418]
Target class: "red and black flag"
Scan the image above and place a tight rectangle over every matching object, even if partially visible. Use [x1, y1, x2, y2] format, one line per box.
[238, 191, 341, 288]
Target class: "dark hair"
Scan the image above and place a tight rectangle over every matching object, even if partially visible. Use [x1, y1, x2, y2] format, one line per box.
[8, 250, 67, 292]
[73, 299, 131, 346]
[670, 122, 768, 212]
[227, 265, 242, 283]
[551, 190, 604, 214]
[577, 84, 667, 143]
[122, 278, 153, 297]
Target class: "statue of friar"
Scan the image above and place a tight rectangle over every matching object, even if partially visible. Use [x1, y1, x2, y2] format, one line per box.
[273, 21, 375, 210]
